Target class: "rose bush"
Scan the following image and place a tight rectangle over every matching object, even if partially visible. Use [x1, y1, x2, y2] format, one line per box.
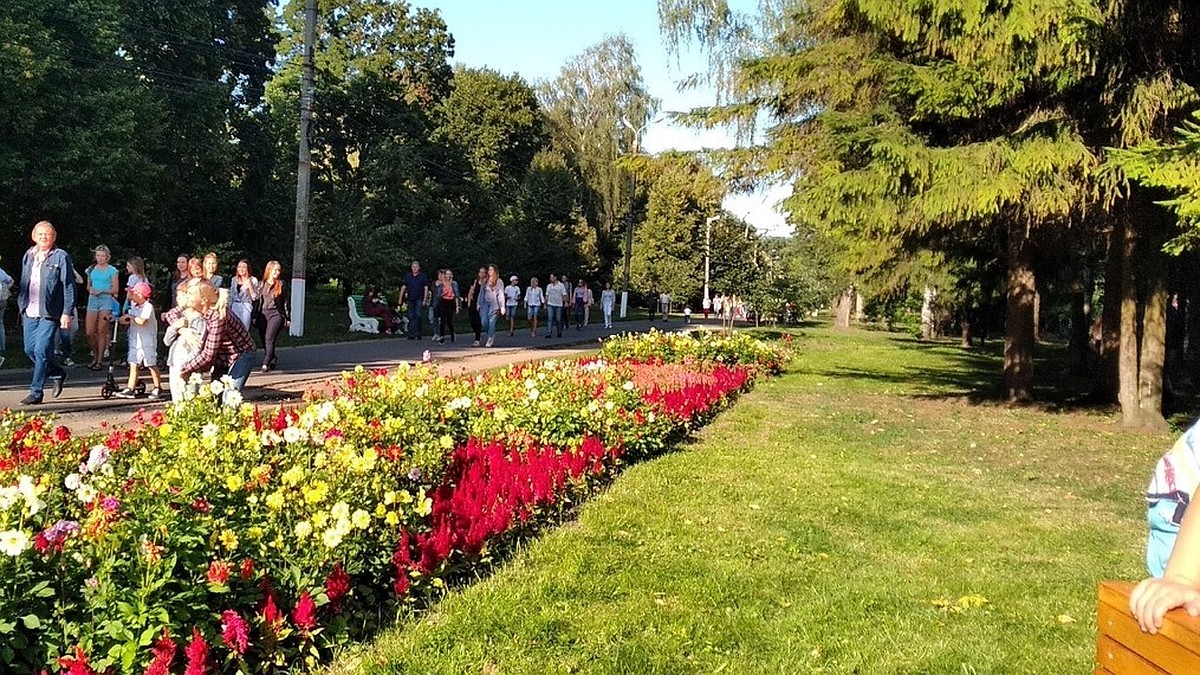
[0, 330, 789, 674]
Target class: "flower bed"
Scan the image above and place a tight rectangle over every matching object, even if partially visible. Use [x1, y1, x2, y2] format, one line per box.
[0, 331, 789, 674]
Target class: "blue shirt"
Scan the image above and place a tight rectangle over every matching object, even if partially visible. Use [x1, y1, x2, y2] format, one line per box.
[403, 272, 428, 304]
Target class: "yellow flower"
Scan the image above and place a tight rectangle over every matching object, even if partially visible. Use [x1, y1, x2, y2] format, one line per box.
[303, 481, 329, 504]
[312, 511, 329, 528]
[281, 466, 304, 487]
[265, 492, 285, 511]
[225, 475, 243, 492]
[385, 512, 400, 526]
[375, 503, 387, 518]
[314, 451, 327, 469]
[383, 490, 396, 505]
[351, 509, 371, 529]
[219, 529, 239, 551]
[158, 423, 174, 438]
[294, 521, 313, 539]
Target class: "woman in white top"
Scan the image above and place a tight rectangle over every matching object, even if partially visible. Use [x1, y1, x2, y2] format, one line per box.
[229, 259, 259, 331]
[523, 277, 544, 337]
[600, 282, 616, 329]
[504, 275, 521, 337]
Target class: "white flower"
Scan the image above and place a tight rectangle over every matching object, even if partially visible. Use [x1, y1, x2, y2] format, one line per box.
[0, 529, 30, 556]
[524, 378, 536, 389]
[604, 401, 615, 412]
[17, 476, 44, 516]
[414, 384, 429, 398]
[208, 380, 225, 396]
[528, 388, 540, 401]
[201, 423, 220, 440]
[322, 528, 344, 549]
[445, 396, 472, 412]
[222, 389, 243, 408]
[282, 427, 307, 444]
[0, 486, 19, 510]
[622, 381, 635, 391]
[64, 473, 81, 491]
[85, 445, 110, 473]
[77, 484, 97, 504]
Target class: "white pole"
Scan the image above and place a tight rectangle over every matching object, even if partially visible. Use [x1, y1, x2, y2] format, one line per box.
[289, 0, 316, 337]
[704, 215, 718, 305]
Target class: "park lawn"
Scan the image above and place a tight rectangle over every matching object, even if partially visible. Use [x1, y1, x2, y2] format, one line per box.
[320, 329, 1172, 672]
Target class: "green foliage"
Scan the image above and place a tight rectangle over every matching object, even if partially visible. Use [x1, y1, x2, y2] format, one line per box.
[1109, 112, 1200, 253]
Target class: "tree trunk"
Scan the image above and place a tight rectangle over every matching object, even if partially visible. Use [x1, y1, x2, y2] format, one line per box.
[1188, 251, 1200, 360]
[961, 309, 973, 348]
[1004, 221, 1036, 403]
[1137, 220, 1169, 430]
[854, 291, 865, 322]
[1096, 220, 1123, 402]
[1118, 206, 1142, 427]
[1069, 274, 1090, 375]
[1033, 289, 1041, 344]
[834, 289, 853, 328]
[920, 286, 936, 340]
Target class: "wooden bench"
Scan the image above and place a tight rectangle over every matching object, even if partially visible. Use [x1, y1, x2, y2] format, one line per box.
[1097, 581, 1200, 673]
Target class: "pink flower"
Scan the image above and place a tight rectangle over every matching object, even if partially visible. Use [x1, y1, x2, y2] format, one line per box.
[57, 647, 96, 675]
[220, 610, 250, 655]
[325, 563, 351, 611]
[206, 560, 231, 586]
[183, 628, 210, 675]
[144, 630, 176, 675]
[292, 591, 318, 633]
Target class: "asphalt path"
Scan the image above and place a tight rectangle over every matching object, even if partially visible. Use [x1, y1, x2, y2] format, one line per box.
[0, 318, 700, 433]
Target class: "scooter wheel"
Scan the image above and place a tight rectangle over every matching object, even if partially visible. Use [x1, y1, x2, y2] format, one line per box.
[100, 388, 112, 400]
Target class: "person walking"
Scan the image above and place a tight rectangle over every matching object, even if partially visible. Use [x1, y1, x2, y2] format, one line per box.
[600, 282, 616, 329]
[256, 261, 288, 372]
[164, 280, 210, 402]
[229, 259, 259, 331]
[583, 281, 594, 326]
[478, 265, 506, 348]
[573, 280, 587, 330]
[524, 277, 544, 337]
[17, 221, 75, 405]
[465, 267, 486, 347]
[84, 244, 119, 370]
[647, 287, 659, 322]
[0, 264, 13, 367]
[437, 269, 460, 343]
[659, 290, 671, 322]
[504, 275, 521, 337]
[544, 273, 566, 338]
[398, 260, 429, 340]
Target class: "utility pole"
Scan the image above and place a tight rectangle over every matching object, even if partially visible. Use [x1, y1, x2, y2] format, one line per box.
[704, 215, 719, 306]
[289, 0, 317, 337]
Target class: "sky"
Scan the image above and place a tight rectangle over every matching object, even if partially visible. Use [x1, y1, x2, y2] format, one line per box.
[410, 0, 793, 237]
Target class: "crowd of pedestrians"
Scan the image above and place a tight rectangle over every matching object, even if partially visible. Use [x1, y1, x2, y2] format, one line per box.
[2, 221, 286, 406]
[374, 261, 624, 348]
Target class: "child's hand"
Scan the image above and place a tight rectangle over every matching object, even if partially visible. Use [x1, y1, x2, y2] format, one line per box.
[1130, 576, 1200, 633]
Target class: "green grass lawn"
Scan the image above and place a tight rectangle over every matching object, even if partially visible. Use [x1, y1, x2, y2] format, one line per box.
[322, 326, 1170, 674]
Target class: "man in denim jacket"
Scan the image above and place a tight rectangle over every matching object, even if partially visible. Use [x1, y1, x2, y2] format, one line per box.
[17, 221, 76, 404]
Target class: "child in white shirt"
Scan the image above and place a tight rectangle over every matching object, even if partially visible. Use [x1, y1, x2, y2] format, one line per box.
[116, 282, 162, 400]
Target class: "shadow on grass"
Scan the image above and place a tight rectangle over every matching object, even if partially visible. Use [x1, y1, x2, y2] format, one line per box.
[795, 330, 1200, 420]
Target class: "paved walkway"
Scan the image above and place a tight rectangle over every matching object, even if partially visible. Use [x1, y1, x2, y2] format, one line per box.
[0, 318, 703, 432]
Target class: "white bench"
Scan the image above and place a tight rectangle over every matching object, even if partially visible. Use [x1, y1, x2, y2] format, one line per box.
[347, 295, 381, 333]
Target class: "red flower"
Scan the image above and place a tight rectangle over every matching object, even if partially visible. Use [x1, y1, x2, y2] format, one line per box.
[220, 610, 250, 655]
[183, 628, 210, 675]
[292, 592, 318, 632]
[206, 560, 231, 586]
[240, 558, 255, 580]
[144, 629, 176, 675]
[53, 425, 71, 443]
[260, 590, 283, 628]
[57, 647, 95, 675]
[191, 499, 211, 514]
[324, 563, 351, 611]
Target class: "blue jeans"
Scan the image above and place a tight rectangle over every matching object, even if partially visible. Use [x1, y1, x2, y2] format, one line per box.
[546, 305, 563, 336]
[23, 316, 65, 400]
[406, 300, 424, 338]
[484, 309, 499, 341]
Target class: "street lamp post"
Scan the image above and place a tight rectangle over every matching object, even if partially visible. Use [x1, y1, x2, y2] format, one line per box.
[704, 215, 719, 306]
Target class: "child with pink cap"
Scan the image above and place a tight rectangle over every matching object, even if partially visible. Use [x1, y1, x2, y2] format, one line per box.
[116, 281, 162, 400]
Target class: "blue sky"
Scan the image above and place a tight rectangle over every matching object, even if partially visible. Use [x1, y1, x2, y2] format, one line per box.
[410, 0, 792, 236]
